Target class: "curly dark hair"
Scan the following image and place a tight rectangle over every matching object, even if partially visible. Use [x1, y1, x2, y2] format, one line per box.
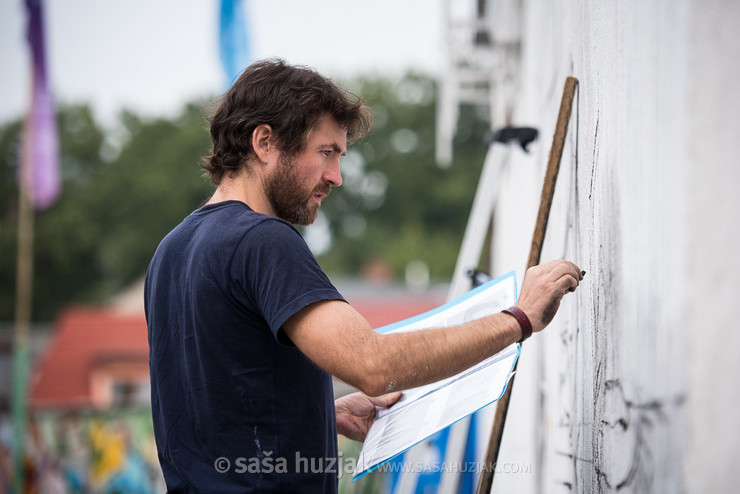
[201, 59, 373, 185]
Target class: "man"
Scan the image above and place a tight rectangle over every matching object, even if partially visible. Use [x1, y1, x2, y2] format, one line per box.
[145, 59, 582, 493]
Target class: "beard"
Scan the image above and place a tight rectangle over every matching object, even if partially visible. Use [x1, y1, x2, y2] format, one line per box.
[263, 154, 330, 226]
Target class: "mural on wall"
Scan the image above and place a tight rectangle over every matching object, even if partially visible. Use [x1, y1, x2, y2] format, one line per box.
[0, 411, 163, 493]
[0, 412, 388, 493]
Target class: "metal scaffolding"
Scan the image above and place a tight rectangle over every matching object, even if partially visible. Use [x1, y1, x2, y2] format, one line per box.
[436, 0, 523, 167]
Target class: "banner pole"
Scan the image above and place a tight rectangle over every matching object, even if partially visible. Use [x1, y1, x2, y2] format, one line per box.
[12, 109, 35, 494]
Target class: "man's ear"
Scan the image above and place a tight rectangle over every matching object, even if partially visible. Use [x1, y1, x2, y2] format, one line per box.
[251, 124, 274, 164]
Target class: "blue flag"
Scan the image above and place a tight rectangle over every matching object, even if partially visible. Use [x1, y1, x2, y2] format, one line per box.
[219, 0, 251, 88]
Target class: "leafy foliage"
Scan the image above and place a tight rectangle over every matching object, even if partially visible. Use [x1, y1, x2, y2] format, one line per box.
[316, 74, 490, 280]
[0, 74, 491, 322]
[0, 103, 213, 320]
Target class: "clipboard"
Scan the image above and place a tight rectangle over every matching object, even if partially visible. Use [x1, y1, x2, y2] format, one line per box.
[354, 271, 521, 480]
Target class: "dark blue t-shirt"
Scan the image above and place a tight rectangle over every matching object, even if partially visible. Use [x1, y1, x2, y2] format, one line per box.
[145, 201, 345, 493]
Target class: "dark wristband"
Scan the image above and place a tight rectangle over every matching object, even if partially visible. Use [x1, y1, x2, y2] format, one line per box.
[502, 306, 533, 343]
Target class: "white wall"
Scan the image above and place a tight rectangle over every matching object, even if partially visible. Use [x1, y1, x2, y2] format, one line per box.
[483, 0, 740, 492]
[684, 1, 740, 492]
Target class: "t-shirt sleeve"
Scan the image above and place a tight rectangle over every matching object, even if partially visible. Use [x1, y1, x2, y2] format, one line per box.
[230, 218, 346, 342]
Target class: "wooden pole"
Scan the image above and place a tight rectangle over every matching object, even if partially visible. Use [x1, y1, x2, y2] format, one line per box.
[477, 76, 578, 493]
[12, 113, 35, 494]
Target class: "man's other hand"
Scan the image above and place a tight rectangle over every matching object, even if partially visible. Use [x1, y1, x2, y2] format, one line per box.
[515, 259, 584, 333]
[335, 391, 401, 442]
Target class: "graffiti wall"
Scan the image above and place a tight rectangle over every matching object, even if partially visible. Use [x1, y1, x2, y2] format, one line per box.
[0, 411, 164, 493]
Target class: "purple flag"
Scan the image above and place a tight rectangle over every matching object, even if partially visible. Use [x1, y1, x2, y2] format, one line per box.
[21, 0, 60, 210]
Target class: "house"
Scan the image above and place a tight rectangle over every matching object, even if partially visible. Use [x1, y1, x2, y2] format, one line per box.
[29, 307, 150, 411]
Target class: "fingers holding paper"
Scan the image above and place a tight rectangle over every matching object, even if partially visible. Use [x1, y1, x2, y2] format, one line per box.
[335, 391, 402, 442]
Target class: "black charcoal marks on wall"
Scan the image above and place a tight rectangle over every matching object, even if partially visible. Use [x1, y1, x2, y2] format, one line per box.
[589, 148, 624, 493]
[596, 379, 685, 491]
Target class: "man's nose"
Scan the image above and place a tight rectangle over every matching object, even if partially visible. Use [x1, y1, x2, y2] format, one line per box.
[324, 158, 342, 187]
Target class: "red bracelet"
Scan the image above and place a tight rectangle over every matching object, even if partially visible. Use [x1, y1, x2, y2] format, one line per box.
[502, 306, 533, 343]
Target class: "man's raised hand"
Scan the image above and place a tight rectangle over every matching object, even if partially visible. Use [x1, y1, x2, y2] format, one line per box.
[514, 260, 584, 333]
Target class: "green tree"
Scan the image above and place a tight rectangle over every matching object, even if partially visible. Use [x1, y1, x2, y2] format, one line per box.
[0, 73, 491, 322]
[0, 103, 213, 321]
[1, 105, 109, 320]
[315, 73, 490, 281]
[86, 104, 213, 292]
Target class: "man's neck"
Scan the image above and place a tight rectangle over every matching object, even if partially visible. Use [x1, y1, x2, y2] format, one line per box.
[207, 170, 274, 217]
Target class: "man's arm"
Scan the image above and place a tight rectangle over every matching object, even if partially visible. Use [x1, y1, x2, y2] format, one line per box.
[283, 259, 582, 397]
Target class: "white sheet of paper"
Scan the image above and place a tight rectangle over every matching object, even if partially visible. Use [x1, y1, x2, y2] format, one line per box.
[353, 272, 520, 480]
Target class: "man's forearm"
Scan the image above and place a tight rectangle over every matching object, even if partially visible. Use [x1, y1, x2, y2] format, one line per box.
[357, 312, 522, 396]
[284, 260, 582, 398]
[284, 299, 523, 397]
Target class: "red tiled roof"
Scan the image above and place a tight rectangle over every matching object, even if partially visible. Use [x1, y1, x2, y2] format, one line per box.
[350, 298, 445, 330]
[29, 307, 149, 410]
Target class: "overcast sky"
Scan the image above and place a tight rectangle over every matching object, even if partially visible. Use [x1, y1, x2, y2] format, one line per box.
[0, 0, 444, 126]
